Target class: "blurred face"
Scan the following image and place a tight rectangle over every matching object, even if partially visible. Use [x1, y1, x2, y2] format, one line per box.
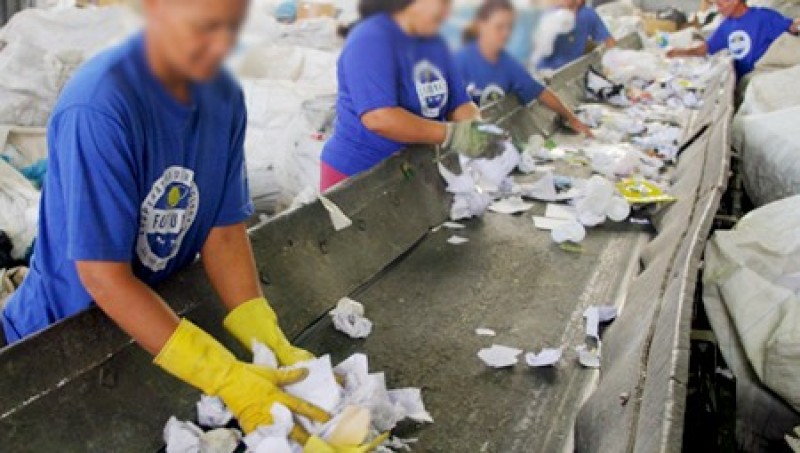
[715, 0, 743, 17]
[478, 9, 514, 53]
[144, 0, 249, 81]
[407, 0, 452, 36]
[558, 0, 580, 11]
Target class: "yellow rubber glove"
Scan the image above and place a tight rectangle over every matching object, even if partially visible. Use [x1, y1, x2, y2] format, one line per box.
[154, 319, 330, 435]
[224, 297, 315, 366]
[303, 432, 391, 453]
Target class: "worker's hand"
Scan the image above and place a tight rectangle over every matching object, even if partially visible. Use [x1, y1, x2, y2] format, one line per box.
[155, 319, 330, 435]
[224, 297, 316, 366]
[567, 117, 594, 138]
[441, 120, 508, 159]
[303, 432, 391, 453]
[665, 48, 683, 58]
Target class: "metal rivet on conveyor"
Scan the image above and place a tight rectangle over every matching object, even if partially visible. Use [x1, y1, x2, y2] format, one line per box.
[319, 240, 329, 254]
[357, 219, 366, 231]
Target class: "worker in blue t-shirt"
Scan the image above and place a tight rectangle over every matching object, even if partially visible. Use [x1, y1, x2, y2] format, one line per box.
[0, 1, 357, 446]
[319, 0, 508, 191]
[455, 0, 591, 136]
[537, 0, 616, 72]
[668, 0, 799, 79]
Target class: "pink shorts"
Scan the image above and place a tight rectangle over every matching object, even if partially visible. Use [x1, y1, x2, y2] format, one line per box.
[320, 162, 348, 192]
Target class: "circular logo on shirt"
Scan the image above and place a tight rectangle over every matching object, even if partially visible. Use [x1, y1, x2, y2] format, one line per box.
[413, 60, 449, 118]
[728, 30, 752, 60]
[136, 166, 199, 272]
[479, 84, 506, 107]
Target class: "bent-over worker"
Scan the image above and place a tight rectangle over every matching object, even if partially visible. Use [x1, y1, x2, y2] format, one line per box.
[0, 1, 369, 449]
[456, 0, 591, 136]
[536, 0, 616, 72]
[319, 0, 507, 192]
[667, 0, 800, 79]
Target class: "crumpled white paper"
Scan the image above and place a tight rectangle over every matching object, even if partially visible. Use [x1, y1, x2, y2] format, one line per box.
[475, 327, 497, 336]
[329, 297, 373, 339]
[197, 395, 233, 428]
[551, 220, 587, 244]
[525, 348, 563, 367]
[488, 196, 534, 215]
[574, 175, 630, 227]
[242, 403, 295, 453]
[285, 355, 342, 413]
[319, 195, 353, 231]
[166, 351, 433, 453]
[164, 417, 203, 453]
[477, 344, 523, 368]
[447, 235, 469, 245]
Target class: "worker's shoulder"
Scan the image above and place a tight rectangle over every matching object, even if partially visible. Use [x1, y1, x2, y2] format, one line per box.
[577, 6, 602, 21]
[747, 6, 788, 20]
[346, 13, 394, 43]
[53, 35, 142, 121]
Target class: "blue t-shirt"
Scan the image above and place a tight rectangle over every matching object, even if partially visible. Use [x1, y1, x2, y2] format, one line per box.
[707, 7, 792, 78]
[1, 34, 254, 342]
[537, 6, 612, 71]
[321, 13, 471, 176]
[455, 42, 545, 107]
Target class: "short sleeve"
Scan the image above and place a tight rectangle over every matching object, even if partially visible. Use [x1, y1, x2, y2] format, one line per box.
[55, 107, 139, 262]
[763, 9, 792, 41]
[706, 25, 727, 54]
[445, 52, 472, 115]
[588, 9, 612, 42]
[214, 93, 255, 226]
[342, 32, 399, 116]
[507, 57, 545, 104]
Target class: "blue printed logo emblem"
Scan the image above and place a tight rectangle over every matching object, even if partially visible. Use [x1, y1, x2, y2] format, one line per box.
[414, 60, 449, 118]
[728, 30, 751, 60]
[136, 166, 199, 272]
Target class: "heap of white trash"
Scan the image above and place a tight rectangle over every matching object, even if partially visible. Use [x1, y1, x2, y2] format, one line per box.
[164, 344, 431, 453]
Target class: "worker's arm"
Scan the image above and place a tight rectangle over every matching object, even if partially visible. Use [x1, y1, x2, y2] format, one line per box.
[537, 88, 593, 136]
[76, 261, 178, 355]
[603, 37, 617, 48]
[201, 223, 261, 311]
[201, 223, 316, 366]
[791, 18, 800, 33]
[361, 107, 448, 144]
[666, 42, 709, 58]
[361, 103, 504, 158]
[448, 101, 481, 121]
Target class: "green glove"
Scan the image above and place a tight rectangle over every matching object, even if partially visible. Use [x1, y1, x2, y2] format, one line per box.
[441, 120, 508, 159]
[154, 319, 330, 437]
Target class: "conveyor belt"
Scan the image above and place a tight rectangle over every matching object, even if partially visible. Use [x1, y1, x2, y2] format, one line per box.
[0, 34, 735, 452]
[297, 211, 649, 452]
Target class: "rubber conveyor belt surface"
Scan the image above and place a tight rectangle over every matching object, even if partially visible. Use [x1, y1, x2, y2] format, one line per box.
[296, 212, 649, 452]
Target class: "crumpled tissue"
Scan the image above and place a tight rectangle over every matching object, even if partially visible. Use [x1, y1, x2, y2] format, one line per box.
[163, 417, 242, 453]
[166, 351, 433, 452]
[575, 175, 630, 226]
[551, 220, 587, 244]
[525, 347, 563, 367]
[438, 162, 492, 221]
[488, 196, 534, 215]
[329, 297, 373, 339]
[478, 344, 523, 368]
[197, 395, 233, 428]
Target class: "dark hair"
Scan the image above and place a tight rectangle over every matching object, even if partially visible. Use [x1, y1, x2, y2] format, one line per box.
[462, 0, 514, 43]
[339, 0, 414, 37]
